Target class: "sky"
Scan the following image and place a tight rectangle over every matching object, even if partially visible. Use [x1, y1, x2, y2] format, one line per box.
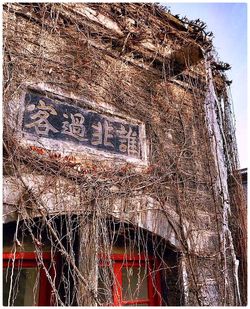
[164, 2, 248, 169]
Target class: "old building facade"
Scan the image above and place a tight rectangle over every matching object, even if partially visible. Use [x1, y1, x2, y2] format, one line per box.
[3, 3, 246, 306]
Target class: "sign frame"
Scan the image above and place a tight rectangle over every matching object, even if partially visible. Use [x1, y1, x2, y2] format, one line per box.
[17, 86, 148, 166]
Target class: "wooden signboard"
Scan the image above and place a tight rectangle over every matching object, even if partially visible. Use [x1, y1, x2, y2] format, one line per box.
[22, 91, 142, 159]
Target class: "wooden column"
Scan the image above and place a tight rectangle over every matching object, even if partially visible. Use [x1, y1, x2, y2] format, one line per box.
[77, 213, 99, 306]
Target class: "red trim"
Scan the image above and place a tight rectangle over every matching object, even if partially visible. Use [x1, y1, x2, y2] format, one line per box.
[3, 252, 51, 260]
[99, 253, 153, 261]
[99, 253, 161, 306]
[113, 262, 122, 306]
[39, 263, 51, 306]
[148, 262, 155, 306]
[3, 251, 55, 306]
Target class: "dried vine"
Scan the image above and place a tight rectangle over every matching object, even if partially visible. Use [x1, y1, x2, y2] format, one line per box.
[3, 3, 246, 306]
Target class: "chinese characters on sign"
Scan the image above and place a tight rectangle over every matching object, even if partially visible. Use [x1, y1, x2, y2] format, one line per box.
[22, 92, 142, 159]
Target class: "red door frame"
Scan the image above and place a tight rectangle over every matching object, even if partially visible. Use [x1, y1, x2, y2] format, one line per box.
[99, 253, 162, 306]
[3, 252, 54, 306]
[3, 252, 162, 306]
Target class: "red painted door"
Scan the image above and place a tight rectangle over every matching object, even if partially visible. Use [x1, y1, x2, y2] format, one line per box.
[99, 254, 161, 306]
[3, 252, 54, 306]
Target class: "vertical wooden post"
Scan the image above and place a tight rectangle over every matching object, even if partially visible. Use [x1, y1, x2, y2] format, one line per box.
[77, 213, 99, 306]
